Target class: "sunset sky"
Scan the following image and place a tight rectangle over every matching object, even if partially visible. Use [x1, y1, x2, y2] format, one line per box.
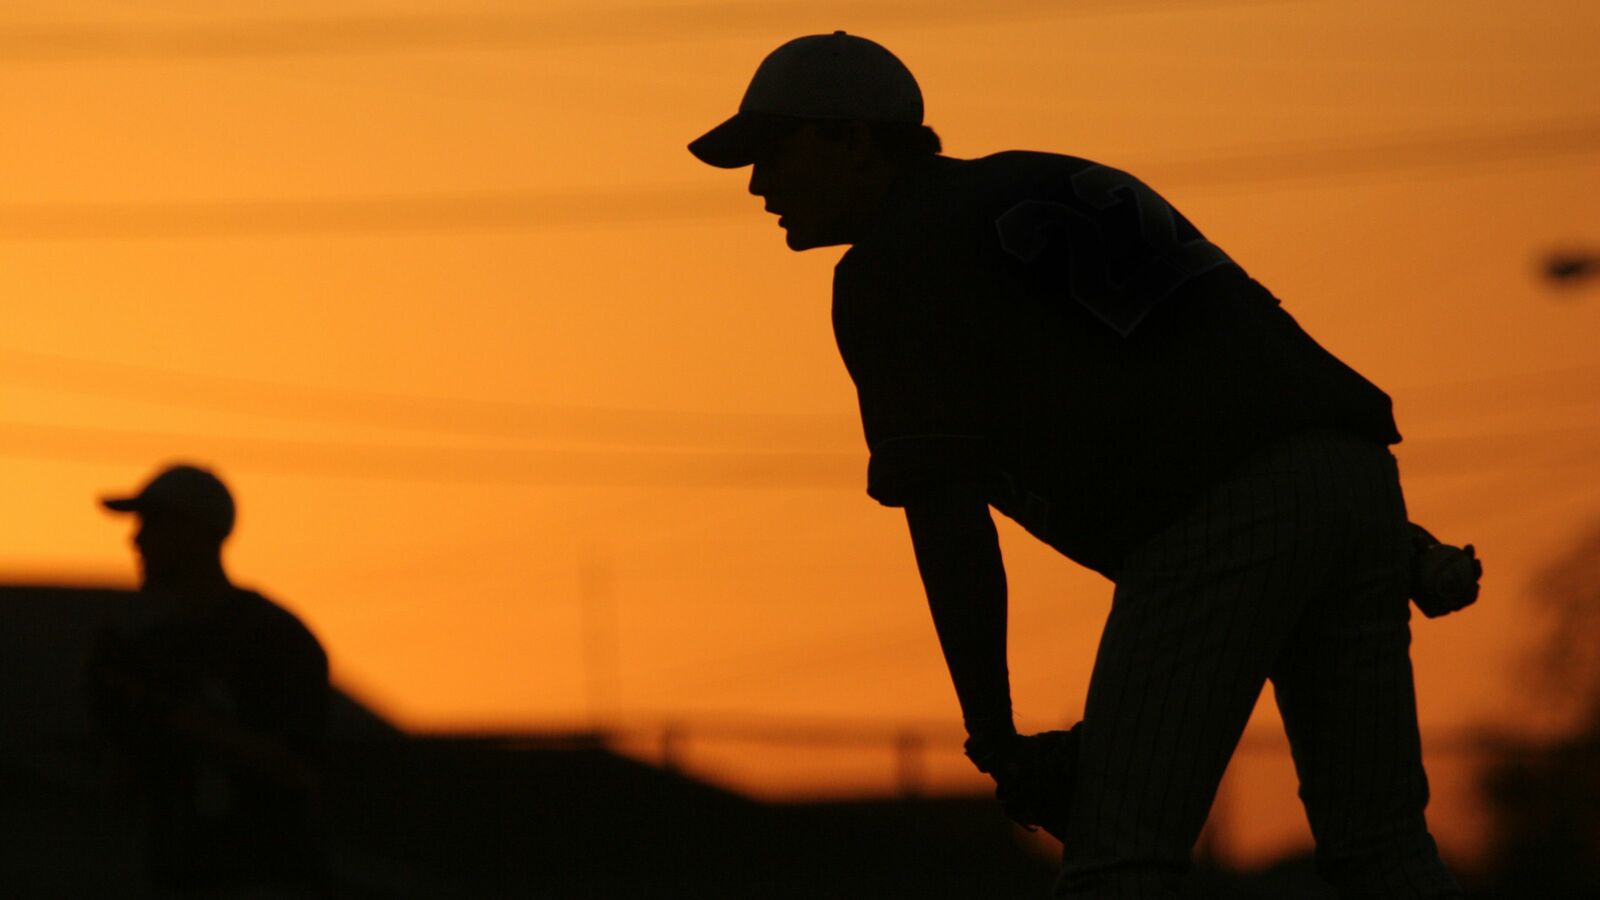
[3, 0, 1598, 866]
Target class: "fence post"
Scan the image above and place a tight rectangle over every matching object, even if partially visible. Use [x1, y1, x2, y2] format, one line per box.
[895, 730, 925, 797]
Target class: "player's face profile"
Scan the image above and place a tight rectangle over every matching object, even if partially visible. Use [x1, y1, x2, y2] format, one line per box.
[747, 124, 858, 251]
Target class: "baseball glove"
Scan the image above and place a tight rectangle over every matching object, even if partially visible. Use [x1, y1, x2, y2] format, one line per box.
[965, 725, 1080, 841]
[1409, 523, 1482, 618]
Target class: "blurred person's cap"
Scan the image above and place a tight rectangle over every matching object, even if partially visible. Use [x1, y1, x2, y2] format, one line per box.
[102, 463, 236, 539]
[688, 31, 923, 169]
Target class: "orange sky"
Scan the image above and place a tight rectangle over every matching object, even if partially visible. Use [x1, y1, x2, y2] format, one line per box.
[3, 0, 1598, 867]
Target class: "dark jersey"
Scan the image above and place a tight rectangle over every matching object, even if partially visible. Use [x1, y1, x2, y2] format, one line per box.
[93, 586, 328, 887]
[833, 152, 1400, 577]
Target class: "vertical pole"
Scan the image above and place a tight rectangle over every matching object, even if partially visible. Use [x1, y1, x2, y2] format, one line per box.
[579, 551, 620, 733]
[660, 722, 683, 772]
[895, 730, 925, 797]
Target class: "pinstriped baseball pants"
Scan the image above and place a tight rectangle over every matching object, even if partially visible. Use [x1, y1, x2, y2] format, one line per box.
[1056, 428, 1462, 898]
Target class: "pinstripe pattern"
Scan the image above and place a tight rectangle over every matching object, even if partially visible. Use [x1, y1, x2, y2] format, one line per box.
[1055, 429, 1461, 898]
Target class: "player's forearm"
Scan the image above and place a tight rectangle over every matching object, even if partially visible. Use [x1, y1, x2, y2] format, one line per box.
[92, 669, 320, 791]
[904, 489, 1015, 740]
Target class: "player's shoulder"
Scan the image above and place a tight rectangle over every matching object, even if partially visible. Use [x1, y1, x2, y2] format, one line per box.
[964, 149, 1103, 181]
[230, 588, 327, 662]
[954, 150, 1115, 201]
[835, 150, 1112, 293]
[850, 151, 1105, 250]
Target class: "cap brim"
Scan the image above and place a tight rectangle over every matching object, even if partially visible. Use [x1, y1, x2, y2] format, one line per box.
[688, 112, 771, 169]
[101, 496, 143, 513]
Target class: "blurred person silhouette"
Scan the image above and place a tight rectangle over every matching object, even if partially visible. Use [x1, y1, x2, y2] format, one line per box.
[89, 463, 329, 899]
[690, 33, 1479, 899]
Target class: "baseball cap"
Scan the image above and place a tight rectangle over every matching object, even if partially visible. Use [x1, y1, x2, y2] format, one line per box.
[688, 31, 923, 169]
[102, 463, 236, 539]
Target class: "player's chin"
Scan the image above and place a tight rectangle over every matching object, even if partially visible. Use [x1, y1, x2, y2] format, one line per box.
[781, 225, 840, 252]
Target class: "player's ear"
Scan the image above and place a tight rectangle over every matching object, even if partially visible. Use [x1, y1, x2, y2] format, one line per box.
[843, 120, 879, 166]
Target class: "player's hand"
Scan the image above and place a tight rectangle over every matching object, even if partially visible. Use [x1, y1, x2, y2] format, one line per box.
[1411, 538, 1482, 618]
[965, 726, 1080, 840]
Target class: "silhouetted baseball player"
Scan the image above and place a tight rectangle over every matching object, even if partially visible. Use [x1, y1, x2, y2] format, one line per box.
[91, 463, 329, 898]
[690, 32, 1478, 898]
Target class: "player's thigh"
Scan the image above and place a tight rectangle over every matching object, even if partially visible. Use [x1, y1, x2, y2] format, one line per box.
[1068, 452, 1338, 857]
[1269, 438, 1430, 851]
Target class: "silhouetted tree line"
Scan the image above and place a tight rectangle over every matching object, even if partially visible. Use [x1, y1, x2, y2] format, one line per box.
[1474, 518, 1600, 897]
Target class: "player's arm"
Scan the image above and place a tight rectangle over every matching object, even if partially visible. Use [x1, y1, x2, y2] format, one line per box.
[162, 701, 322, 792]
[91, 624, 328, 792]
[903, 481, 1016, 764]
[91, 664, 321, 792]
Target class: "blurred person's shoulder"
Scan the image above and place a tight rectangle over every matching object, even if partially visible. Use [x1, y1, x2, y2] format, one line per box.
[225, 587, 327, 666]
